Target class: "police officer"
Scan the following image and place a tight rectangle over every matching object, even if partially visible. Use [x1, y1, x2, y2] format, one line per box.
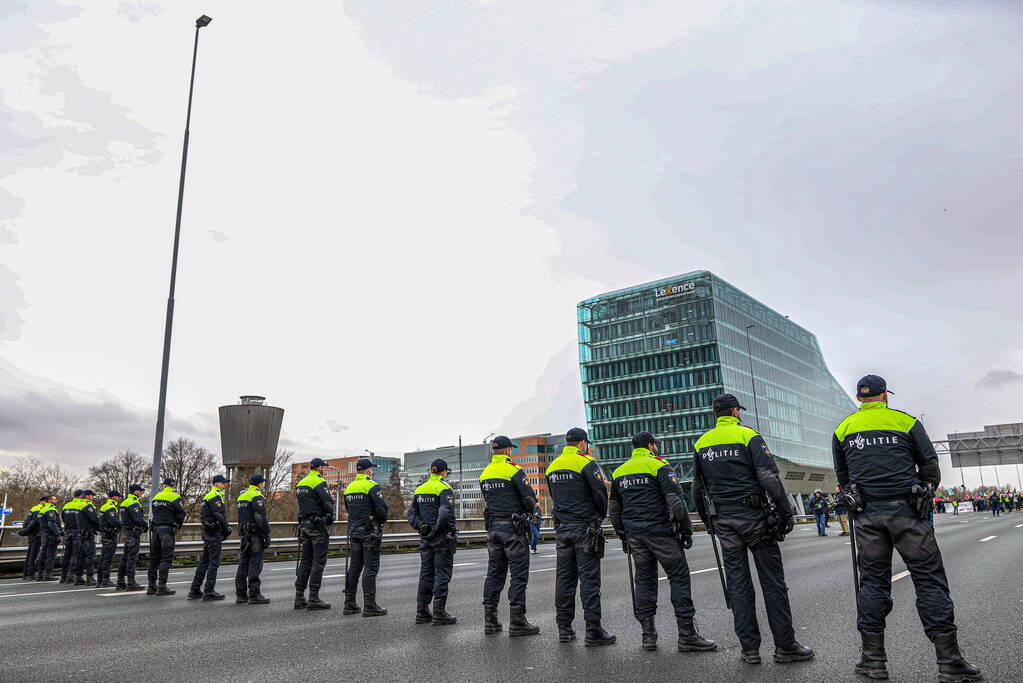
[343, 458, 389, 617]
[190, 474, 231, 601]
[97, 491, 123, 588]
[610, 431, 715, 653]
[18, 496, 48, 580]
[834, 375, 981, 682]
[59, 490, 83, 584]
[295, 458, 334, 610]
[544, 427, 615, 646]
[148, 478, 186, 596]
[480, 436, 540, 637]
[407, 459, 457, 625]
[693, 394, 812, 665]
[74, 490, 101, 586]
[34, 495, 62, 581]
[116, 484, 148, 591]
[236, 474, 271, 605]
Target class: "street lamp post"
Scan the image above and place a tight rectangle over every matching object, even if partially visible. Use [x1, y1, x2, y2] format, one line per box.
[149, 15, 213, 510]
[744, 324, 761, 431]
[457, 435, 463, 519]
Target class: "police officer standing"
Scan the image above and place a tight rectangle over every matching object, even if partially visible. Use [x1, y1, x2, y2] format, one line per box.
[343, 458, 389, 617]
[97, 490, 123, 588]
[236, 474, 271, 605]
[480, 436, 541, 637]
[190, 474, 231, 601]
[693, 394, 812, 665]
[18, 496, 47, 580]
[544, 427, 615, 646]
[34, 495, 62, 581]
[295, 458, 334, 611]
[148, 478, 186, 596]
[59, 490, 82, 584]
[75, 490, 101, 586]
[407, 459, 457, 625]
[116, 484, 148, 591]
[610, 431, 715, 653]
[834, 375, 981, 682]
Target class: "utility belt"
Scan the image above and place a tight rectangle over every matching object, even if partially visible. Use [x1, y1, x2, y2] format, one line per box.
[299, 514, 329, 526]
[364, 522, 383, 552]
[581, 522, 605, 558]
[850, 483, 933, 520]
[79, 529, 97, 538]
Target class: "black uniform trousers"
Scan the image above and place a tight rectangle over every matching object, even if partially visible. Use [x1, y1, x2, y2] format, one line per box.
[483, 522, 530, 609]
[417, 540, 454, 603]
[715, 507, 796, 650]
[61, 532, 81, 580]
[629, 531, 694, 621]
[36, 533, 59, 576]
[192, 530, 224, 595]
[77, 531, 97, 578]
[147, 525, 176, 587]
[99, 532, 118, 581]
[345, 528, 381, 598]
[236, 533, 266, 597]
[554, 525, 602, 625]
[118, 529, 142, 583]
[854, 500, 956, 640]
[295, 521, 328, 592]
[23, 535, 41, 578]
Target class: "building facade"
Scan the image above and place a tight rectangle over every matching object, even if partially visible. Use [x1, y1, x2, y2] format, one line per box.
[578, 271, 854, 498]
[290, 455, 401, 494]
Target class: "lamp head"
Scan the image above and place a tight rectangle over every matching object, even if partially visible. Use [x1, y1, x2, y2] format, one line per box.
[196, 15, 212, 28]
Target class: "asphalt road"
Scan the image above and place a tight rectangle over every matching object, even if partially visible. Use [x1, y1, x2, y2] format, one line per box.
[1, 512, 1020, 682]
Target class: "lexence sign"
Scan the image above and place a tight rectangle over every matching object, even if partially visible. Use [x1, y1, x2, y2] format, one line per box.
[654, 280, 696, 300]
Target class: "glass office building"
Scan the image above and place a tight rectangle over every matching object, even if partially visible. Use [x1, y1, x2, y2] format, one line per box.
[578, 271, 854, 480]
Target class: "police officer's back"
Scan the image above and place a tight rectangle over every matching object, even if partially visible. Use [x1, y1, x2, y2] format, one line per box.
[190, 474, 230, 601]
[834, 375, 981, 682]
[97, 491, 123, 588]
[148, 478, 186, 596]
[295, 458, 334, 610]
[342, 458, 389, 617]
[693, 394, 812, 665]
[480, 436, 540, 637]
[34, 496, 62, 581]
[17, 496, 47, 580]
[59, 491, 83, 583]
[237, 474, 272, 605]
[407, 459, 457, 625]
[610, 431, 714, 653]
[544, 427, 615, 646]
[116, 484, 148, 591]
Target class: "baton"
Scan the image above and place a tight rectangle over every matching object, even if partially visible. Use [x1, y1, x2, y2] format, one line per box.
[848, 513, 860, 598]
[624, 536, 637, 615]
[345, 524, 350, 579]
[700, 476, 731, 610]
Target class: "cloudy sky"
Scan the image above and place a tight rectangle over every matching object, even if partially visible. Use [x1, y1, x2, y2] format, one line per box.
[2, 0, 1021, 489]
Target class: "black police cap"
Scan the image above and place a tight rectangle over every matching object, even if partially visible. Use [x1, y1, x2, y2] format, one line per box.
[162, 478, 176, 487]
[431, 458, 450, 472]
[249, 473, 266, 485]
[356, 458, 374, 471]
[632, 431, 660, 448]
[310, 457, 327, 469]
[81, 490, 95, 497]
[107, 490, 122, 498]
[712, 394, 746, 411]
[212, 474, 230, 484]
[856, 374, 893, 398]
[566, 427, 589, 443]
[74, 490, 84, 497]
[491, 435, 514, 450]
[128, 483, 143, 493]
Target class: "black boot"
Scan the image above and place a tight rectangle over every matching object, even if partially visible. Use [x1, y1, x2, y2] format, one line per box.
[640, 617, 658, 651]
[146, 584, 157, 595]
[741, 649, 762, 664]
[236, 592, 249, 604]
[854, 631, 889, 679]
[98, 579, 115, 588]
[416, 599, 433, 624]
[125, 580, 144, 591]
[187, 588, 203, 599]
[584, 621, 616, 647]
[363, 596, 387, 617]
[307, 588, 330, 610]
[509, 606, 540, 637]
[342, 593, 361, 615]
[248, 593, 270, 604]
[677, 617, 717, 652]
[156, 585, 176, 596]
[294, 591, 308, 610]
[557, 624, 575, 642]
[432, 598, 457, 625]
[74, 577, 86, 586]
[774, 641, 814, 663]
[934, 632, 982, 683]
[85, 576, 95, 587]
[485, 605, 503, 635]
[202, 591, 225, 601]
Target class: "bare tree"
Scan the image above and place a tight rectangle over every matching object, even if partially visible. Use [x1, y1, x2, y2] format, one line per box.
[87, 450, 152, 497]
[0, 458, 81, 519]
[264, 449, 294, 520]
[160, 438, 217, 518]
[380, 466, 404, 520]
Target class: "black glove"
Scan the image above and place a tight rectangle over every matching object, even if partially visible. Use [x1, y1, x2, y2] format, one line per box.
[16, 530, 27, 537]
[781, 515, 795, 535]
[617, 532, 629, 554]
[681, 533, 693, 550]
[262, 535, 272, 548]
[417, 523, 432, 537]
[222, 527, 232, 538]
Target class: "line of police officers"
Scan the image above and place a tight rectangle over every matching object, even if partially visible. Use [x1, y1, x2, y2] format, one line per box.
[15, 375, 982, 681]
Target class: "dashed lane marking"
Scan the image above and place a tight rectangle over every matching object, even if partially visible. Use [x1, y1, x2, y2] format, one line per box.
[451, 563, 478, 567]
[892, 571, 911, 581]
[659, 568, 718, 581]
[979, 536, 997, 542]
[530, 568, 555, 573]
[1015, 524, 1023, 528]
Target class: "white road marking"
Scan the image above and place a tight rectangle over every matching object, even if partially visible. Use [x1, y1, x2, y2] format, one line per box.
[659, 568, 717, 581]
[1, 586, 106, 598]
[451, 562, 478, 567]
[530, 568, 555, 573]
[1015, 524, 1023, 528]
[959, 521, 970, 524]
[979, 536, 997, 542]
[892, 571, 911, 581]
[321, 574, 344, 579]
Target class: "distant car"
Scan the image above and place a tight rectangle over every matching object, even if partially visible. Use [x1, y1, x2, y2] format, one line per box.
[11, 521, 24, 527]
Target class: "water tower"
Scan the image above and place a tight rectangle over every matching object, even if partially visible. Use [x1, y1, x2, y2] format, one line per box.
[219, 395, 284, 488]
